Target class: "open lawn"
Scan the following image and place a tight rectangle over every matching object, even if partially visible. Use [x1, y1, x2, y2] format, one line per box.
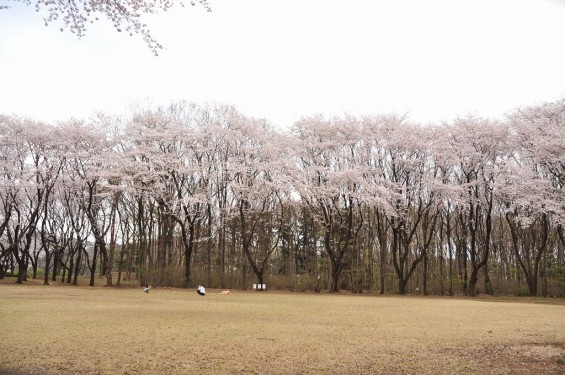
[1, 279, 564, 374]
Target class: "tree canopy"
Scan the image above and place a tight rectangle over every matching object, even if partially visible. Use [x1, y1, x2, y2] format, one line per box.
[1, 100, 564, 296]
[2, 0, 211, 54]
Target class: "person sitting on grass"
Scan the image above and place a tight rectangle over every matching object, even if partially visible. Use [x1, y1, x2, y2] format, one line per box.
[143, 285, 151, 293]
[197, 285, 206, 296]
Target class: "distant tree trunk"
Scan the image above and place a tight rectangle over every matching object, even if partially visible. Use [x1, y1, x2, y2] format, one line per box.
[61, 258, 67, 283]
[423, 251, 429, 296]
[52, 249, 59, 282]
[392, 209, 438, 296]
[66, 251, 74, 284]
[72, 246, 82, 285]
[173, 215, 197, 289]
[15, 248, 27, 284]
[106, 199, 119, 287]
[43, 251, 51, 286]
[89, 244, 98, 287]
[30, 240, 40, 279]
[462, 248, 468, 296]
[83, 180, 110, 286]
[541, 249, 548, 297]
[40, 212, 51, 286]
[206, 203, 212, 287]
[447, 218, 454, 296]
[117, 243, 125, 286]
[483, 263, 493, 296]
[379, 245, 386, 294]
[238, 199, 281, 291]
[219, 222, 226, 288]
[468, 197, 493, 297]
[375, 209, 388, 295]
[97, 243, 108, 280]
[506, 213, 548, 297]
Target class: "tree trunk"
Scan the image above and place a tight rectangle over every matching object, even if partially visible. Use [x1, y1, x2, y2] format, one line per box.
[483, 263, 493, 296]
[106, 202, 118, 287]
[376, 210, 388, 295]
[448, 230, 454, 296]
[180, 219, 196, 289]
[89, 244, 98, 287]
[117, 243, 125, 286]
[72, 248, 82, 285]
[66, 251, 74, 284]
[43, 252, 51, 285]
[463, 250, 468, 296]
[506, 213, 548, 297]
[51, 250, 58, 282]
[219, 222, 225, 289]
[16, 253, 26, 284]
[398, 277, 408, 295]
[469, 268, 479, 297]
[423, 252, 428, 296]
[379, 246, 386, 294]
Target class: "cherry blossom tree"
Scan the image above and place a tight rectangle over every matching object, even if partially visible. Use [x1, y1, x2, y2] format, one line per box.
[122, 103, 217, 287]
[292, 115, 366, 293]
[357, 115, 398, 294]
[228, 115, 291, 288]
[362, 116, 441, 295]
[3, 0, 211, 54]
[59, 119, 120, 286]
[501, 100, 565, 296]
[508, 99, 565, 224]
[0, 116, 65, 283]
[39, 190, 74, 285]
[1, 100, 565, 295]
[176, 103, 242, 287]
[427, 123, 463, 296]
[449, 116, 510, 296]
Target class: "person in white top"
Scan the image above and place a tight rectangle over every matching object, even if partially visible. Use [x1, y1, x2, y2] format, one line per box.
[197, 285, 206, 296]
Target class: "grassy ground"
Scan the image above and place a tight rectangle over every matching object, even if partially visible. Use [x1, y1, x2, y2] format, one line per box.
[0, 278, 564, 374]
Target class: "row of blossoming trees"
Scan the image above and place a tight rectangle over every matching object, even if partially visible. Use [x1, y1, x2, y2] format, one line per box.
[1, 100, 564, 296]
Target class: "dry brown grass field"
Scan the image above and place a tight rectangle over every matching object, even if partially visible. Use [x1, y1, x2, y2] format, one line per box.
[1, 278, 564, 375]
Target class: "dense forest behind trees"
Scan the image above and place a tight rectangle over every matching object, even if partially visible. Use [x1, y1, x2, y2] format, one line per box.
[1, 100, 564, 296]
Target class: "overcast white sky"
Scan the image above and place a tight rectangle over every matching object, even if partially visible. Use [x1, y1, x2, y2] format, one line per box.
[1, 0, 565, 128]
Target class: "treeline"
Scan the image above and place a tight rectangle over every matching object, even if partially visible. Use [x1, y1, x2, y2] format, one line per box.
[1, 100, 564, 296]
